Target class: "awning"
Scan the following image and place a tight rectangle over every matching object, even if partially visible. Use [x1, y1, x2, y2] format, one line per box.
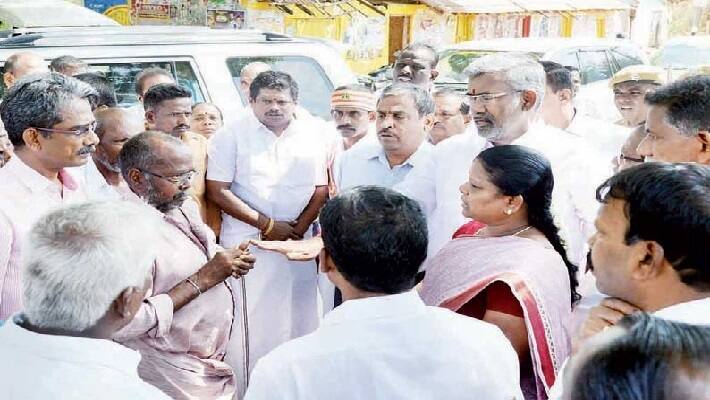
[421, 0, 635, 13]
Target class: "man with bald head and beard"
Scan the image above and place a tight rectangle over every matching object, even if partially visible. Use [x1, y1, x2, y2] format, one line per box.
[71, 108, 143, 200]
[2, 52, 48, 88]
[117, 131, 255, 399]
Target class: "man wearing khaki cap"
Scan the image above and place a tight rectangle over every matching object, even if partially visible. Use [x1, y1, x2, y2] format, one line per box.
[329, 84, 378, 152]
[611, 65, 665, 128]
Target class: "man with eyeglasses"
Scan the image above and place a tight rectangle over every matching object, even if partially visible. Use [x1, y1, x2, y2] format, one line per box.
[429, 88, 472, 145]
[610, 65, 665, 129]
[612, 125, 646, 173]
[207, 70, 329, 388]
[144, 83, 215, 232]
[117, 131, 255, 398]
[0, 72, 98, 319]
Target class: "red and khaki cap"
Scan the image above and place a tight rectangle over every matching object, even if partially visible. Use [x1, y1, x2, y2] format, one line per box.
[330, 89, 377, 112]
[610, 65, 666, 87]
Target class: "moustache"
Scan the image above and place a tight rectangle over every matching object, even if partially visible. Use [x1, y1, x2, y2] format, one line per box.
[265, 112, 284, 117]
[174, 124, 190, 130]
[586, 251, 594, 273]
[77, 146, 95, 156]
[337, 125, 355, 131]
[474, 113, 495, 124]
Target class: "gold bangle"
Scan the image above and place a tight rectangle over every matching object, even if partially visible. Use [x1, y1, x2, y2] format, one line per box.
[262, 218, 275, 236]
[185, 277, 202, 296]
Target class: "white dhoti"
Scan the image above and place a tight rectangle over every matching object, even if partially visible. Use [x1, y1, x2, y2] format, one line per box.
[222, 234, 320, 399]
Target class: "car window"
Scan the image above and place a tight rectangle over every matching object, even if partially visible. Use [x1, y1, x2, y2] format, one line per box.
[547, 49, 580, 71]
[577, 51, 613, 84]
[226, 56, 333, 120]
[87, 60, 206, 107]
[435, 50, 544, 85]
[610, 47, 644, 70]
[651, 42, 710, 68]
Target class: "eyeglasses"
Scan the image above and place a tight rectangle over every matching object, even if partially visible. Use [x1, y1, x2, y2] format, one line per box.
[141, 169, 196, 185]
[34, 121, 97, 138]
[617, 154, 644, 164]
[466, 91, 521, 105]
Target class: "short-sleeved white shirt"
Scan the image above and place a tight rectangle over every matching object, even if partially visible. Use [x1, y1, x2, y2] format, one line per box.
[207, 111, 328, 242]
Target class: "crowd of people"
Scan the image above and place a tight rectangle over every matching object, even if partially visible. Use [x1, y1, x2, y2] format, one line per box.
[0, 43, 707, 400]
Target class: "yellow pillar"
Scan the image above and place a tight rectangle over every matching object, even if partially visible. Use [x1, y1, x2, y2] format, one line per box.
[596, 13, 607, 38]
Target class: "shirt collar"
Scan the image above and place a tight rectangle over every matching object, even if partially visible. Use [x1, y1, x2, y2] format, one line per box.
[3, 156, 79, 193]
[2, 313, 143, 373]
[653, 297, 710, 325]
[323, 290, 425, 326]
[366, 140, 432, 168]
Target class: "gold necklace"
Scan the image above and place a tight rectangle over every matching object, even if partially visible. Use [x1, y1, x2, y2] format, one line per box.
[473, 225, 532, 238]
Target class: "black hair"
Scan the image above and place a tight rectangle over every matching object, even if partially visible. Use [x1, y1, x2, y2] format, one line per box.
[134, 68, 173, 95]
[543, 67, 573, 94]
[563, 65, 580, 73]
[644, 75, 709, 137]
[74, 72, 117, 109]
[143, 83, 192, 111]
[572, 313, 710, 400]
[478, 145, 580, 305]
[596, 162, 710, 290]
[119, 130, 183, 180]
[249, 70, 298, 102]
[320, 186, 428, 294]
[49, 55, 86, 74]
[539, 61, 564, 73]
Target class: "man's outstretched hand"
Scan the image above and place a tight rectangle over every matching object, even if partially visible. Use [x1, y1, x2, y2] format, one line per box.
[250, 237, 324, 261]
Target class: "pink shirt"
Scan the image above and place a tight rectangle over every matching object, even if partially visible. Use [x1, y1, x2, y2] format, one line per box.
[0, 156, 86, 319]
[113, 201, 236, 400]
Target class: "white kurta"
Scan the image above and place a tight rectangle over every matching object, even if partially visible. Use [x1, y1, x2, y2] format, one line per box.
[207, 111, 329, 398]
[0, 314, 170, 400]
[566, 112, 629, 167]
[244, 291, 524, 400]
[67, 158, 131, 201]
[395, 126, 487, 260]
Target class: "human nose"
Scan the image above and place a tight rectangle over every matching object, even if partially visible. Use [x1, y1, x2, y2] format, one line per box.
[85, 130, 99, 146]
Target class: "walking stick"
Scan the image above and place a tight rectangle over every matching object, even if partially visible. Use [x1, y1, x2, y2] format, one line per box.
[239, 275, 250, 397]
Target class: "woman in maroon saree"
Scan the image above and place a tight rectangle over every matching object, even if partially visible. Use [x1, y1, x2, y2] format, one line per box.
[421, 145, 580, 399]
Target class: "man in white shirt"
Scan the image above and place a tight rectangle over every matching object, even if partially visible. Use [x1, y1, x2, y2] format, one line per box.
[637, 75, 710, 165]
[0, 201, 170, 400]
[334, 83, 434, 191]
[71, 108, 143, 200]
[539, 61, 626, 165]
[206, 71, 329, 390]
[128, 68, 175, 126]
[245, 186, 523, 400]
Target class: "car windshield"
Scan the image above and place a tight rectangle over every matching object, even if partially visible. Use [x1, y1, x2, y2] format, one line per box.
[435, 50, 543, 84]
[652, 42, 710, 68]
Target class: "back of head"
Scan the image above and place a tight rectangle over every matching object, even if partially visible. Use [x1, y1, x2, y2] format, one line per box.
[644, 75, 710, 138]
[320, 186, 428, 294]
[0, 72, 96, 147]
[74, 72, 118, 109]
[240, 61, 271, 80]
[22, 201, 163, 332]
[249, 70, 298, 102]
[465, 53, 546, 111]
[572, 313, 710, 400]
[477, 145, 580, 303]
[134, 67, 173, 95]
[143, 83, 192, 111]
[543, 66, 573, 94]
[95, 107, 140, 140]
[399, 42, 439, 67]
[119, 130, 184, 181]
[596, 162, 710, 290]
[379, 83, 435, 117]
[50, 55, 87, 76]
[539, 61, 564, 73]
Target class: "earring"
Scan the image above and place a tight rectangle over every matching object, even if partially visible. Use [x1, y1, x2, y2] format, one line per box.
[505, 209, 513, 215]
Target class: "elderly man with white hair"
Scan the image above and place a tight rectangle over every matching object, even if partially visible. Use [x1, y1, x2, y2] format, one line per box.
[0, 201, 170, 399]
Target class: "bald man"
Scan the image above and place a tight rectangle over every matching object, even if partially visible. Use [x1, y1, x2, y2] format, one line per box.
[70, 108, 143, 200]
[3, 52, 48, 88]
[239, 61, 271, 101]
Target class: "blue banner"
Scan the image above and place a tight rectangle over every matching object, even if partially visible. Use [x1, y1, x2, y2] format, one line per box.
[85, 0, 126, 14]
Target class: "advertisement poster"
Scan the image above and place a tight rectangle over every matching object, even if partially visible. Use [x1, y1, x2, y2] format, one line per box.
[247, 10, 284, 33]
[411, 10, 456, 49]
[131, 0, 171, 24]
[342, 15, 386, 60]
[207, 9, 246, 29]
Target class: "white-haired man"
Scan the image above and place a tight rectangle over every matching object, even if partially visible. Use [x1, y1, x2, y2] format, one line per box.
[0, 201, 170, 399]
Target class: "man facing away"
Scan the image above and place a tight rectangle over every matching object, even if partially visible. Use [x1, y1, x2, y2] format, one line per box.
[637, 75, 709, 164]
[116, 131, 255, 399]
[245, 186, 523, 400]
[206, 71, 329, 391]
[0, 201, 171, 399]
[0, 73, 98, 319]
[2, 52, 48, 88]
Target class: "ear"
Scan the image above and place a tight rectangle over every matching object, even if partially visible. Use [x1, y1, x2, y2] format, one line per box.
[126, 167, 147, 188]
[112, 287, 141, 319]
[21, 128, 42, 150]
[559, 88, 573, 104]
[697, 130, 710, 164]
[3, 72, 14, 89]
[145, 109, 156, 126]
[630, 241, 666, 282]
[430, 69, 439, 80]
[505, 195, 524, 214]
[422, 113, 435, 132]
[463, 112, 472, 124]
[520, 90, 538, 111]
[319, 248, 335, 274]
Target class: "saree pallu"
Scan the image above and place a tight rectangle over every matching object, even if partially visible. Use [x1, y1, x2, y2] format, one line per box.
[420, 235, 572, 400]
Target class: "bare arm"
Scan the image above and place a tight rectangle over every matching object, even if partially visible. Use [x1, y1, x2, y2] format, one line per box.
[206, 179, 268, 231]
[483, 310, 530, 362]
[291, 185, 329, 237]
